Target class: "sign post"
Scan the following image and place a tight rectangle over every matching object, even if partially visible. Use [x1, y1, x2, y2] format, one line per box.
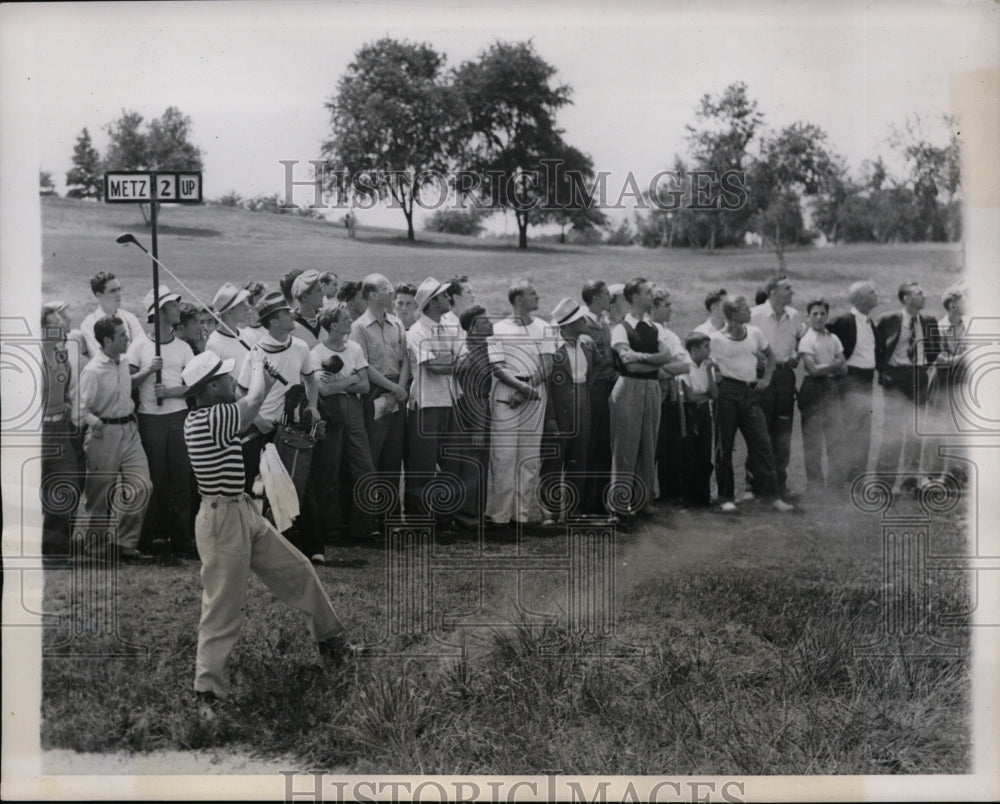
[104, 170, 202, 403]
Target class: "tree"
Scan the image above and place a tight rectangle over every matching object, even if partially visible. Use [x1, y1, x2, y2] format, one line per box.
[39, 170, 57, 197]
[889, 114, 961, 242]
[452, 40, 577, 249]
[321, 38, 459, 242]
[747, 122, 839, 269]
[684, 81, 765, 250]
[65, 127, 103, 199]
[104, 107, 203, 223]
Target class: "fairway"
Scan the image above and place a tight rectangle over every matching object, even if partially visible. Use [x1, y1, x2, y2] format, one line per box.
[39, 197, 971, 775]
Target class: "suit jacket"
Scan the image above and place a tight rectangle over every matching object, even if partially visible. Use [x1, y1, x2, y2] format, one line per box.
[547, 340, 594, 434]
[828, 311, 886, 367]
[875, 311, 941, 372]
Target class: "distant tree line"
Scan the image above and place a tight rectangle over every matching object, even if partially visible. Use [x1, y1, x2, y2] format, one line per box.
[209, 190, 325, 219]
[630, 82, 961, 266]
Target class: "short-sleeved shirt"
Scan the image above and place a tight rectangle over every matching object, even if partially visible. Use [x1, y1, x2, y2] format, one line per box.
[79, 350, 134, 429]
[694, 318, 725, 336]
[406, 314, 466, 409]
[184, 402, 244, 496]
[678, 354, 711, 395]
[487, 316, 557, 380]
[129, 337, 194, 415]
[80, 307, 149, 359]
[350, 309, 407, 379]
[311, 341, 368, 397]
[206, 328, 249, 378]
[237, 334, 313, 428]
[798, 327, 844, 371]
[709, 326, 769, 383]
[750, 302, 802, 363]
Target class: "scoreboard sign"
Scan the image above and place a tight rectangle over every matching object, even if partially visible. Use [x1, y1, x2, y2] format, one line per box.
[104, 171, 202, 203]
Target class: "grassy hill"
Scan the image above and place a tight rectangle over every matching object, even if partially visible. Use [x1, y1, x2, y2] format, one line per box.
[42, 196, 963, 330]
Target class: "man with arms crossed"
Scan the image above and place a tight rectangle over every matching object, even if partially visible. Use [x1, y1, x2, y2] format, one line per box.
[183, 348, 349, 712]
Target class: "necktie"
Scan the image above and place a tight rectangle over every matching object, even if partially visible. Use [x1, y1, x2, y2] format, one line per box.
[906, 315, 917, 364]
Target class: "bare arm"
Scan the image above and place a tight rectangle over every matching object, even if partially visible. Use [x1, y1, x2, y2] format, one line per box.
[235, 350, 275, 432]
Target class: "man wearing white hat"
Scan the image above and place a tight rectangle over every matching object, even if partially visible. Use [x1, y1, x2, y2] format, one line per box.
[128, 284, 196, 556]
[182, 348, 349, 709]
[541, 298, 594, 522]
[404, 277, 466, 521]
[291, 269, 325, 348]
[206, 283, 252, 377]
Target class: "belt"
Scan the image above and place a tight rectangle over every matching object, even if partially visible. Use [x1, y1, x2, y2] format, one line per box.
[803, 375, 836, 382]
[201, 492, 248, 505]
[100, 414, 136, 425]
[846, 366, 875, 379]
[719, 377, 757, 389]
[774, 361, 795, 371]
[620, 372, 658, 380]
[42, 412, 65, 423]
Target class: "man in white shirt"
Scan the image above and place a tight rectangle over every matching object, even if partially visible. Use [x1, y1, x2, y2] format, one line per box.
[828, 280, 885, 486]
[79, 271, 149, 359]
[129, 285, 195, 556]
[694, 288, 728, 335]
[710, 296, 795, 513]
[485, 279, 557, 526]
[206, 283, 252, 377]
[405, 277, 466, 522]
[750, 275, 804, 499]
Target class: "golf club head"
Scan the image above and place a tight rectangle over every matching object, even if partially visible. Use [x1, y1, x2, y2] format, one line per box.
[115, 233, 142, 247]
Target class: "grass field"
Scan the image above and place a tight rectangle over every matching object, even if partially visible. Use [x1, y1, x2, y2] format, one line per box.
[39, 197, 971, 774]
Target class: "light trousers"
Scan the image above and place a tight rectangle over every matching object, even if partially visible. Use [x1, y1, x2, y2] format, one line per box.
[610, 376, 661, 514]
[81, 420, 151, 550]
[194, 494, 343, 697]
[485, 389, 546, 524]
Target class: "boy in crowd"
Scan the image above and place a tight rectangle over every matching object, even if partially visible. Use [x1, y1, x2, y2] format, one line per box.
[454, 305, 493, 527]
[694, 288, 728, 335]
[797, 299, 847, 493]
[337, 280, 367, 322]
[310, 303, 378, 542]
[319, 271, 339, 310]
[677, 332, 717, 508]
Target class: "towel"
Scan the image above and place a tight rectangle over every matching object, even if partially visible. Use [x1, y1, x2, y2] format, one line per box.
[259, 442, 300, 532]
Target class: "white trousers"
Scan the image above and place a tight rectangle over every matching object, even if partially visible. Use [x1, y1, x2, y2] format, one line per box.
[485, 389, 546, 524]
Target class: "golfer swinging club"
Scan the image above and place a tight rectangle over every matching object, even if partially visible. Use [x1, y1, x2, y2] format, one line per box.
[182, 347, 351, 711]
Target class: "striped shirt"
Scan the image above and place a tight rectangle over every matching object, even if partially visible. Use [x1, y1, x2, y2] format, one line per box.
[184, 402, 245, 496]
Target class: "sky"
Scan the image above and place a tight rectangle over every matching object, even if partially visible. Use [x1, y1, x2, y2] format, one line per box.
[14, 0, 998, 232]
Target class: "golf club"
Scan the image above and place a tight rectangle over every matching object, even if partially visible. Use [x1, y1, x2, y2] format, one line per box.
[116, 232, 288, 385]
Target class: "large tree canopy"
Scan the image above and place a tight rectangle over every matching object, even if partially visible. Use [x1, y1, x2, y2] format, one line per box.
[452, 40, 579, 249]
[321, 38, 459, 242]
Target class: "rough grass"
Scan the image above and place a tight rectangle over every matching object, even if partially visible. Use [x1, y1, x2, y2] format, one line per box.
[42, 500, 971, 774]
